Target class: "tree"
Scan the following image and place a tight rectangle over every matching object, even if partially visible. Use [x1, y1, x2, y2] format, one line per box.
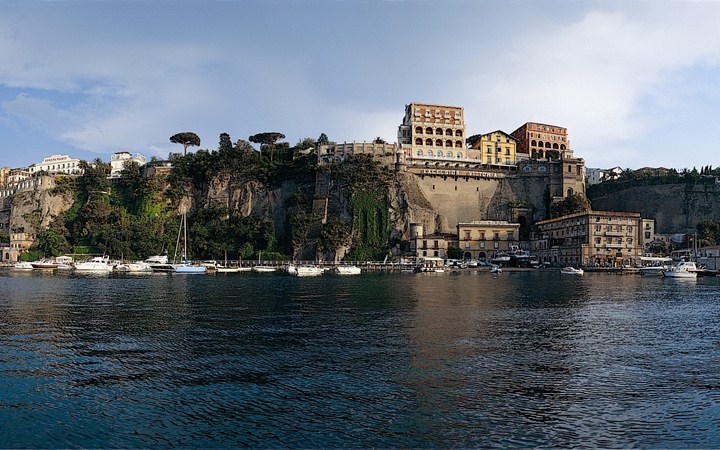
[466, 134, 481, 148]
[37, 229, 69, 257]
[218, 133, 233, 152]
[550, 193, 591, 218]
[249, 132, 285, 163]
[170, 132, 201, 156]
[317, 133, 329, 145]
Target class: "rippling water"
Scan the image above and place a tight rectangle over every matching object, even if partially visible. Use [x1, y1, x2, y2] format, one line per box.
[1, 269, 719, 448]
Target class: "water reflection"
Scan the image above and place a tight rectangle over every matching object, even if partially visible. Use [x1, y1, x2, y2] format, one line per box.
[1, 270, 719, 447]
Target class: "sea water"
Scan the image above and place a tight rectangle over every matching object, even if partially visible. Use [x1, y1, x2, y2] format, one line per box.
[1, 269, 719, 447]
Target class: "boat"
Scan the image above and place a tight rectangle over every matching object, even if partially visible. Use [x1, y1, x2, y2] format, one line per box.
[294, 264, 324, 277]
[561, 266, 584, 275]
[335, 264, 361, 275]
[116, 261, 153, 273]
[13, 261, 34, 270]
[662, 261, 698, 279]
[253, 265, 277, 273]
[75, 256, 115, 272]
[31, 260, 59, 270]
[490, 252, 511, 265]
[638, 265, 668, 276]
[490, 265, 502, 274]
[166, 212, 206, 274]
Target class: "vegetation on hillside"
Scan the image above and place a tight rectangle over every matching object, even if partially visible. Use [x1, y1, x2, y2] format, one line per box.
[587, 166, 719, 199]
[36, 132, 321, 261]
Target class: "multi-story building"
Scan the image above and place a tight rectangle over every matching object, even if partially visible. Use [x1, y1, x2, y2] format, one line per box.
[468, 130, 517, 166]
[532, 210, 643, 267]
[396, 103, 467, 166]
[510, 122, 572, 161]
[110, 151, 147, 178]
[640, 218, 656, 252]
[0, 167, 10, 187]
[317, 142, 398, 165]
[28, 154, 83, 176]
[409, 223, 448, 259]
[456, 220, 520, 260]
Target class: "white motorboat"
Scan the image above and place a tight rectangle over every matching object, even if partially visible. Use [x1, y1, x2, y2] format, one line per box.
[294, 264, 323, 277]
[75, 256, 115, 272]
[253, 265, 277, 273]
[490, 265, 502, 274]
[116, 261, 153, 273]
[13, 261, 34, 270]
[662, 261, 698, 279]
[561, 266, 584, 275]
[335, 264, 361, 275]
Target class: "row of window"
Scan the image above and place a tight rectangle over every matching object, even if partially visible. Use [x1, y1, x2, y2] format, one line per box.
[414, 127, 464, 137]
[414, 139, 464, 148]
[462, 232, 515, 240]
[414, 109, 461, 119]
[528, 132, 566, 141]
[530, 141, 565, 150]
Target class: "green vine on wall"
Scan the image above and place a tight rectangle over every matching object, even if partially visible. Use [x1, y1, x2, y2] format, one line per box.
[348, 189, 390, 260]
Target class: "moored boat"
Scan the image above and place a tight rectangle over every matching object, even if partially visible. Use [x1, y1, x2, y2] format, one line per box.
[31, 260, 59, 270]
[253, 265, 277, 273]
[561, 266, 584, 275]
[662, 261, 698, 279]
[335, 264, 361, 275]
[75, 256, 114, 272]
[13, 261, 34, 270]
[294, 264, 323, 277]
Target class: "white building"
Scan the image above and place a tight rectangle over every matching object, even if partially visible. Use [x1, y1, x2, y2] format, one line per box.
[109, 151, 147, 178]
[28, 154, 83, 176]
[586, 166, 623, 185]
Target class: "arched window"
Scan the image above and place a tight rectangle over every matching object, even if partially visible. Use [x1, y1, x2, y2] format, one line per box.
[426, 138, 433, 146]
[545, 142, 551, 148]
[553, 143, 559, 149]
[425, 127, 433, 135]
[417, 150, 423, 157]
[567, 188, 574, 197]
[455, 129, 463, 137]
[560, 144, 566, 150]
[531, 140, 537, 147]
[456, 152, 463, 158]
[445, 128, 453, 136]
[445, 140, 453, 147]
[415, 138, 423, 146]
[436, 150, 443, 157]
[455, 140, 463, 148]
[415, 127, 423, 134]
[446, 151, 452, 157]
[436, 128, 443, 135]
[435, 139, 443, 147]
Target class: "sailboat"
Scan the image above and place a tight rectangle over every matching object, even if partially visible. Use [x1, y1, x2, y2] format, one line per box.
[170, 211, 206, 274]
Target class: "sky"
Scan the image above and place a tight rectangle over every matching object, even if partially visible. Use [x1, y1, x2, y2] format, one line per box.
[2, 0, 720, 171]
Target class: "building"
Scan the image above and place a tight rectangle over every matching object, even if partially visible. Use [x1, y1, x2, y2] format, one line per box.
[456, 220, 520, 260]
[510, 122, 572, 161]
[28, 154, 83, 176]
[640, 218, 656, 252]
[0, 167, 10, 187]
[586, 166, 623, 185]
[532, 210, 643, 267]
[409, 223, 449, 259]
[468, 130, 518, 166]
[110, 151, 147, 178]
[396, 103, 467, 167]
[143, 160, 173, 178]
[317, 142, 397, 165]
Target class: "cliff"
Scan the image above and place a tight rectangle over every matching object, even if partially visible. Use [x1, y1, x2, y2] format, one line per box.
[589, 181, 720, 233]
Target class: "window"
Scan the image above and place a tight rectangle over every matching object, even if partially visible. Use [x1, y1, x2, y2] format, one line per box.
[464, 231, 471, 240]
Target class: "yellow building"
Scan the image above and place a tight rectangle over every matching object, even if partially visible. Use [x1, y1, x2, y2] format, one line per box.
[532, 210, 643, 267]
[468, 130, 518, 166]
[456, 220, 520, 260]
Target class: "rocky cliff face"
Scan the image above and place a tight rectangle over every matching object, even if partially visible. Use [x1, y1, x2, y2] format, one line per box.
[590, 182, 720, 233]
[8, 187, 74, 237]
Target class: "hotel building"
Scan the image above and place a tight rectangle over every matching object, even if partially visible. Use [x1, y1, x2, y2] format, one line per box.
[28, 154, 83, 176]
[510, 122, 572, 161]
[468, 130, 518, 166]
[110, 151, 147, 178]
[532, 210, 643, 267]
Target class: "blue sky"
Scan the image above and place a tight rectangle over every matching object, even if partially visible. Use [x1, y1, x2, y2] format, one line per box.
[2, 0, 720, 171]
